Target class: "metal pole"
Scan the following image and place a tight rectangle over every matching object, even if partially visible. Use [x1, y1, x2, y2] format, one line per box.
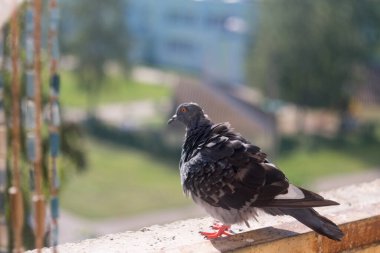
[0, 30, 9, 253]
[10, 7, 24, 253]
[33, 0, 46, 251]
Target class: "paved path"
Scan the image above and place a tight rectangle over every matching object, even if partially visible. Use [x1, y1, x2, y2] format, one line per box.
[63, 100, 171, 127]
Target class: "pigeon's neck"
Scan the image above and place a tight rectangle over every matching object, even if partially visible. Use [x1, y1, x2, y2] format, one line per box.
[186, 116, 212, 131]
[185, 118, 212, 140]
[182, 120, 212, 162]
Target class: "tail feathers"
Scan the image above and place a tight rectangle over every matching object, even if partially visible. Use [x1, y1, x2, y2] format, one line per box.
[280, 208, 344, 241]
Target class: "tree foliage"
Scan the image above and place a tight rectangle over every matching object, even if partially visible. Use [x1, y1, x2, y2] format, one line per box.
[248, 0, 380, 111]
[62, 0, 129, 110]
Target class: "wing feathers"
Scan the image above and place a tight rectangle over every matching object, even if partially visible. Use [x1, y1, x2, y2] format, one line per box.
[255, 185, 339, 208]
[274, 184, 305, 200]
[254, 199, 339, 208]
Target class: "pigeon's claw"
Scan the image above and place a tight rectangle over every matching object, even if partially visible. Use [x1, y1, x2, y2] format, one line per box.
[200, 224, 232, 239]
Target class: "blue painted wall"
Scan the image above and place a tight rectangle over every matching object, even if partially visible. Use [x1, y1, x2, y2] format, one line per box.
[126, 0, 258, 85]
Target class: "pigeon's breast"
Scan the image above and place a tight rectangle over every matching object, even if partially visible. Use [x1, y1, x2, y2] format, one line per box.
[192, 194, 259, 225]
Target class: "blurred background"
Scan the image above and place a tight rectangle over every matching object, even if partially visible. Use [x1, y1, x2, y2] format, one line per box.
[2, 0, 380, 246]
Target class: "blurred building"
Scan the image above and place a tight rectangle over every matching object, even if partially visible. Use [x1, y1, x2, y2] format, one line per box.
[126, 0, 258, 86]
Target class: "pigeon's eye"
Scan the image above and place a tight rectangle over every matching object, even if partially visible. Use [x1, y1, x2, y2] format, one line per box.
[180, 107, 188, 113]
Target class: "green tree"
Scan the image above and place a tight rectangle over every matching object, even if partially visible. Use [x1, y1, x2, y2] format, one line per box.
[62, 0, 129, 114]
[248, 0, 380, 116]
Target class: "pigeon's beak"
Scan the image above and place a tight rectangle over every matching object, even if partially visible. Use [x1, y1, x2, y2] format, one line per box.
[167, 115, 177, 124]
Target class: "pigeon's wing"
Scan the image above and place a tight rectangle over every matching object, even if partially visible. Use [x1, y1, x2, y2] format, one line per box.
[207, 122, 268, 163]
[183, 122, 337, 210]
[183, 127, 274, 210]
[183, 132, 338, 209]
[254, 162, 339, 208]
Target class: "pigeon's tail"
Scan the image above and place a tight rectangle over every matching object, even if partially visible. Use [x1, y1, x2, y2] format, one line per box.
[279, 208, 344, 241]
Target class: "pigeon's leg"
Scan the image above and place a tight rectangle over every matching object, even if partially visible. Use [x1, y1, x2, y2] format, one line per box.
[200, 224, 232, 239]
[211, 222, 229, 231]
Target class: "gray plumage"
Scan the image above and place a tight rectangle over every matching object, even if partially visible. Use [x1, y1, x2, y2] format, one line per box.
[168, 102, 344, 241]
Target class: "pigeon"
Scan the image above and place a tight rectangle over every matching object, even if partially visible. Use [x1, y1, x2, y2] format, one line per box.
[168, 102, 344, 241]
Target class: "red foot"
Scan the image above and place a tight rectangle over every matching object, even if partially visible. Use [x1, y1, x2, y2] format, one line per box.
[199, 224, 232, 239]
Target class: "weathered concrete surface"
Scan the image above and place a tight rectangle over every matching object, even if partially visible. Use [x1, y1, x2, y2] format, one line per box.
[59, 205, 206, 244]
[29, 179, 380, 253]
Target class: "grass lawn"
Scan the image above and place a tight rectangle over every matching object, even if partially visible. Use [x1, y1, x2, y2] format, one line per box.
[59, 71, 172, 108]
[275, 136, 380, 186]
[60, 138, 191, 219]
[276, 149, 370, 186]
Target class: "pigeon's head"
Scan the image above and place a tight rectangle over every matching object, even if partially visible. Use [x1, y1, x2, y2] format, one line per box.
[168, 102, 209, 128]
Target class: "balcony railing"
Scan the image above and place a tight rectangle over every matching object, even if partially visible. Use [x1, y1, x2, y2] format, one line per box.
[29, 179, 380, 253]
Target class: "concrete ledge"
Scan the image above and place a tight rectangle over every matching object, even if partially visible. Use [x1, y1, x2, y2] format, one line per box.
[32, 179, 380, 253]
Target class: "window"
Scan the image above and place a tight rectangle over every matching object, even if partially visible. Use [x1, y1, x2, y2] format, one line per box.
[205, 15, 228, 29]
[166, 40, 196, 54]
[166, 10, 195, 25]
